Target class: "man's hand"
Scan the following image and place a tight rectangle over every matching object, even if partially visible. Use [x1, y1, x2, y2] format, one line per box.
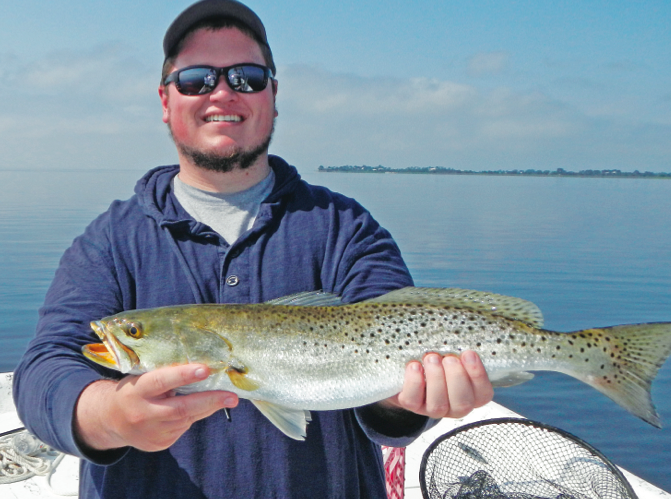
[383, 350, 493, 419]
[75, 364, 238, 452]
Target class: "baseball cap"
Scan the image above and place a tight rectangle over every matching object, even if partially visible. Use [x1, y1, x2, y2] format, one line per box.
[163, 0, 275, 74]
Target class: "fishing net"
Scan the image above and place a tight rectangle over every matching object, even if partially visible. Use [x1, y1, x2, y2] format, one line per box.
[419, 418, 637, 499]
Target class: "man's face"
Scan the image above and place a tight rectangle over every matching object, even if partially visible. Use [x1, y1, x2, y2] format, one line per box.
[159, 27, 277, 171]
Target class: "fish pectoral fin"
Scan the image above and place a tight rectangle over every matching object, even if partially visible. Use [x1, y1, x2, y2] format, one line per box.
[489, 371, 535, 388]
[251, 400, 311, 441]
[366, 287, 545, 327]
[226, 367, 261, 392]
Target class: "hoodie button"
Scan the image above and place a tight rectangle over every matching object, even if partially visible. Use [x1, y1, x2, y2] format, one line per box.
[226, 275, 240, 287]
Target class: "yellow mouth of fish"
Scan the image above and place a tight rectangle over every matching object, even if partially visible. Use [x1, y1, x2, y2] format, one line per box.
[83, 321, 140, 372]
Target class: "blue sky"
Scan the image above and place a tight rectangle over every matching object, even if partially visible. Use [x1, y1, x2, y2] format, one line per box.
[1, 0, 669, 173]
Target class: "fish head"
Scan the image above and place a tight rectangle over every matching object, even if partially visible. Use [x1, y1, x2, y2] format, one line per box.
[83, 307, 221, 374]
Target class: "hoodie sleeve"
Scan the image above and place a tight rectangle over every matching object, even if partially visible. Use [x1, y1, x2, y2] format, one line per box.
[12, 210, 128, 462]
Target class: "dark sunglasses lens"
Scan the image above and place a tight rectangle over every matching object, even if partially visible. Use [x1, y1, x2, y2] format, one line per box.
[177, 68, 218, 95]
[228, 66, 268, 92]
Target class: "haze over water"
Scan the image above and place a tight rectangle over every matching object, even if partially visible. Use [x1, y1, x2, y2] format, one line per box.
[1, 169, 669, 491]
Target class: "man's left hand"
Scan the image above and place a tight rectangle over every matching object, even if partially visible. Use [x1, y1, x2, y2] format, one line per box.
[383, 350, 494, 419]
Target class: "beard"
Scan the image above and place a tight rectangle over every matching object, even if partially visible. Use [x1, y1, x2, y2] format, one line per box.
[169, 120, 274, 174]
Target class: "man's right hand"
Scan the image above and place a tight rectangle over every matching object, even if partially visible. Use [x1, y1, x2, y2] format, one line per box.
[75, 364, 238, 452]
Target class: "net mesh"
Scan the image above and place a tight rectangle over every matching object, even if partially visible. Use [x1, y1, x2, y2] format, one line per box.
[419, 418, 637, 499]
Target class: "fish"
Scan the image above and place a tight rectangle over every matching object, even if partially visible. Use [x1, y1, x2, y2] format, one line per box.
[82, 287, 671, 440]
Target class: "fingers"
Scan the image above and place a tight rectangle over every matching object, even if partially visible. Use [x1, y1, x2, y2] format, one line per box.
[423, 354, 450, 417]
[133, 364, 211, 398]
[441, 354, 474, 418]
[389, 351, 494, 419]
[160, 390, 237, 423]
[395, 361, 425, 412]
[461, 350, 495, 408]
[75, 366, 239, 453]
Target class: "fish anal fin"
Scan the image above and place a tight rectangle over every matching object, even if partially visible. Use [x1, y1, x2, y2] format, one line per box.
[489, 371, 535, 388]
[366, 287, 545, 327]
[251, 400, 310, 441]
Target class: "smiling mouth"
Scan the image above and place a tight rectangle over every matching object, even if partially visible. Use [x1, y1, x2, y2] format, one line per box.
[205, 115, 242, 123]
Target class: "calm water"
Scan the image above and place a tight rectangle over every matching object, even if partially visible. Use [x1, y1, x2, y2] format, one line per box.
[1, 169, 670, 491]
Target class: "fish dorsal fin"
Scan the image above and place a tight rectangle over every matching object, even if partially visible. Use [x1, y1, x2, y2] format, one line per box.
[265, 291, 344, 307]
[365, 287, 544, 327]
[251, 400, 311, 441]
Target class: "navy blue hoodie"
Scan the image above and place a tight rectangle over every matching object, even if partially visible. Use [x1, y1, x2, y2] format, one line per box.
[14, 157, 429, 498]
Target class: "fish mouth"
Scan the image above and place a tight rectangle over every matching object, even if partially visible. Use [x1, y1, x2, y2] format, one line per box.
[83, 321, 140, 373]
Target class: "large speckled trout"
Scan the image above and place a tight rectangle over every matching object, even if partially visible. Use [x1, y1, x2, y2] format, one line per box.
[83, 287, 671, 440]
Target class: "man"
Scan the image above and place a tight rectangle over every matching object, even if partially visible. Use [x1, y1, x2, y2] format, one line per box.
[14, 1, 493, 497]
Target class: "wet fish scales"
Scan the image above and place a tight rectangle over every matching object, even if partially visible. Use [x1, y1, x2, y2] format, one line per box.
[82, 287, 671, 440]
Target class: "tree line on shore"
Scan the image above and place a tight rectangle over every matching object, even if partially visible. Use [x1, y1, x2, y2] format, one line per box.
[318, 165, 671, 178]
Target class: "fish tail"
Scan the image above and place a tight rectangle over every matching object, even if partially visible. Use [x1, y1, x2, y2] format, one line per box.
[575, 322, 671, 428]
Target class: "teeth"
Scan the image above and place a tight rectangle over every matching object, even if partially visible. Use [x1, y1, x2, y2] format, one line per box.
[206, 115, 242, 122]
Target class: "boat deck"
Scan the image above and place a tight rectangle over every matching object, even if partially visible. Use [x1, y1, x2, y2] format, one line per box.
[2, 372, 669, 499]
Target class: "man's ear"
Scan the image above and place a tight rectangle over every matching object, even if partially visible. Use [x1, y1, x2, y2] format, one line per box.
[271, 79, 278, 117]
[159, 85, 170, 124]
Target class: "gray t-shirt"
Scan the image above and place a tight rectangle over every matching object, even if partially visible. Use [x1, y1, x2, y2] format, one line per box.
[172, 170, 275, 244]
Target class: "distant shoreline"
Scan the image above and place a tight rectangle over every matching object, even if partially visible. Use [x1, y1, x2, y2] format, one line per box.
[318, 165, 671, 179]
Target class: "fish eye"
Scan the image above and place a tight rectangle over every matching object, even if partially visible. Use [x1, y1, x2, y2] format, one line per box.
[124, 322, 143, 339]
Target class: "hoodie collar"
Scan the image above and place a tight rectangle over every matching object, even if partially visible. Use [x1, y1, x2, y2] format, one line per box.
[134, 155, 302, 230]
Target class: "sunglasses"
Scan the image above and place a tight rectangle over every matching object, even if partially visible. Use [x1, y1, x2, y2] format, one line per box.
[163, 64, 274, 95]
